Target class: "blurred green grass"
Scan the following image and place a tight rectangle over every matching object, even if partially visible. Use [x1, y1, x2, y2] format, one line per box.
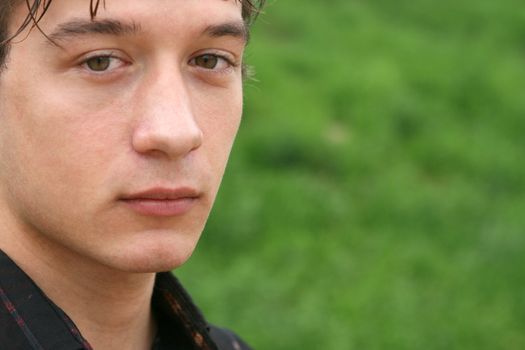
[177, 0, 525, 349]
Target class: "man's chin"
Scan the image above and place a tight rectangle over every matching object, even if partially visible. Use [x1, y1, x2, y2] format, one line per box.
[111, 250, 195, 273]
[100, 234, 199, 273]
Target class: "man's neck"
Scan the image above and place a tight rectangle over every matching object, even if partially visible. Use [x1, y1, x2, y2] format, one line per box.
[0, 220, 158, 350]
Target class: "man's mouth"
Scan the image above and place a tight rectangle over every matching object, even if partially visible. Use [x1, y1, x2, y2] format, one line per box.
[120, 187, 200, 217]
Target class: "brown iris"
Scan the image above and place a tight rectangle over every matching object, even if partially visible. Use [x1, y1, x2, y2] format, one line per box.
[86, 56, 111, 71]
[194, 54, 219, 69]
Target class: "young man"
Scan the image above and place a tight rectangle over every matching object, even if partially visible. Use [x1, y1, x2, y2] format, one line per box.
[0, 0, 264, 349]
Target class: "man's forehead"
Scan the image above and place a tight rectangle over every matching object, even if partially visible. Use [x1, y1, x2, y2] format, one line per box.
[10, 0, 245, 44]
[11, 0, 243, 28]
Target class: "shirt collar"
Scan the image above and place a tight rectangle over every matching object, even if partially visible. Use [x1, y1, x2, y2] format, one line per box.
[0, 249, 218, 350]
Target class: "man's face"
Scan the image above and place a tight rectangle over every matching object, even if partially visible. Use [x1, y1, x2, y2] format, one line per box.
[0, 0, 245, 272]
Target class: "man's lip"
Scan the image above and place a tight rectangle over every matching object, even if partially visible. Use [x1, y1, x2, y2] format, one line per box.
[119, 187, 201, 217]
[121, 187, 201, 200]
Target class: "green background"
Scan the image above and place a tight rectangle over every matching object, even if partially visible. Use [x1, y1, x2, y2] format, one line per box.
[178, 0, 525, 349]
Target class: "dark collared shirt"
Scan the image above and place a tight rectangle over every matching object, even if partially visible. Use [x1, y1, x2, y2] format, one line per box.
[0, 250, 251, 350]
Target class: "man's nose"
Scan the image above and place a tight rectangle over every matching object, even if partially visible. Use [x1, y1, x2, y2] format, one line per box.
[131, 68, 203, 159]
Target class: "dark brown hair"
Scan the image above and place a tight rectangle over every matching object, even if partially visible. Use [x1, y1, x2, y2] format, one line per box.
[0, 0, 265, 68]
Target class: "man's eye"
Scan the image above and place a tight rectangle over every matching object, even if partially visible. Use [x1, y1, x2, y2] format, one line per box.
[85, 56, 112, 72]
[81, 54, 128, 73]
[192, 54, 232, 70]
[195, 54, 219, 69]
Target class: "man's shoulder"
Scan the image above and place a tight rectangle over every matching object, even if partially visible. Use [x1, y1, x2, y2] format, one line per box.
[154, 272, 254, 350]
[208, 325, 253, 350]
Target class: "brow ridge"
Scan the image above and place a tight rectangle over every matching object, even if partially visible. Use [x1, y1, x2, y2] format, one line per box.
[203, 21, 249, 44]
[48, 19, 248, 45]
[48, 19, 141, 42]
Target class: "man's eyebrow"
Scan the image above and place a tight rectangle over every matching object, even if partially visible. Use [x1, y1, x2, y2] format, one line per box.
[203, 21, 249, 44]
[48, 19, 141, 42]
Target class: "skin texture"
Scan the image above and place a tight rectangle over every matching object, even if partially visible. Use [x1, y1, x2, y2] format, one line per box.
[0, 0, 245, 348]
